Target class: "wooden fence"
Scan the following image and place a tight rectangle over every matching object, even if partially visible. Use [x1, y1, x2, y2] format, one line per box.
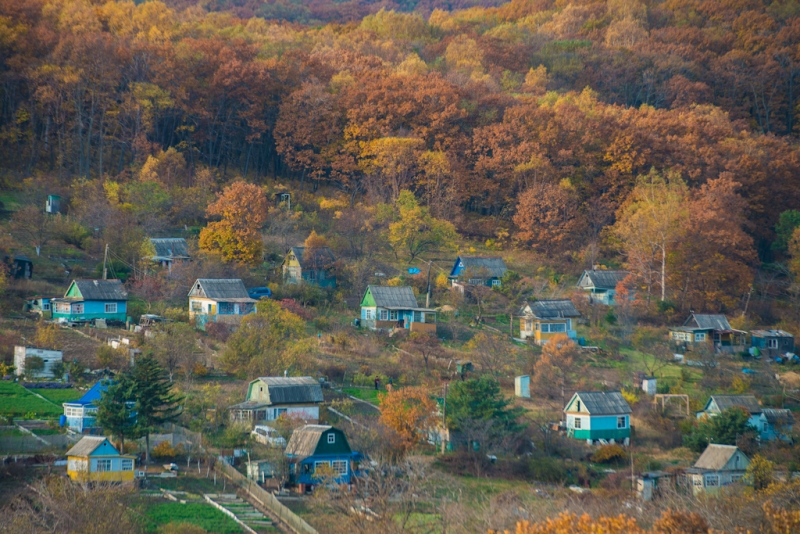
[215, 458, 317, 534]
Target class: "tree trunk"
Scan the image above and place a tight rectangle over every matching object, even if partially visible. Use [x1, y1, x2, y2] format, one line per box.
[145, 433, 150, 464]
[661, 244, 667, 302]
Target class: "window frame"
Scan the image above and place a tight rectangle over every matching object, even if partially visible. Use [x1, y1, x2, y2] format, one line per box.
[617, 416, 627, 429]
[705, 474, 719, 487]
[573, 417, 582, 429]
[96, 459, 113, 472]
[389, 310, 398, 321]
[73, 303, 84, 314]
[104, 302, 118, 314]
[695, 332, 707, 342]
[327, 433, 336, 444]
[379, 309, 388, 321]
[121, 459, 133, 471]
[330, 460, 348, 475]
[768, 338, 778, 349]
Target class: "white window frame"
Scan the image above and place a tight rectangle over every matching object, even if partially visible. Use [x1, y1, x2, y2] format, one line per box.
[693, 476, 703, 487]
[705, 474, 719, 487]
[768, 338, 778, 349]
[379, 309, 388, 321]
[330, 460, 348, 475]
[389, 310, 398, 321]
[121, 459, 133, 471]
[191, 300, 202, 312]
[695, 333, 706, 342]
[617, 416, 627, 429]
[327, 433, 335, 444]
[73, 303, 84, 314]
[96, 459, 112, 472]
[573, 417, 582, 429]
[491, 279, 500, 287]
[105, 303, 118, 314]
[549, 323, 566, 333]
[43, 303, 50, 310]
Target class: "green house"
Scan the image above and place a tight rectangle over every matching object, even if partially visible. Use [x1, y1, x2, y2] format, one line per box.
[564, 391, 632, 445]
[52, 279, 128, 324]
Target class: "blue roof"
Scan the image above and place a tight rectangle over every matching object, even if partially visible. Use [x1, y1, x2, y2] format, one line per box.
[67, 380, 111, 406]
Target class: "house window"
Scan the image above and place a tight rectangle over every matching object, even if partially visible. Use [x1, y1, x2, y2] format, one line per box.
[73, 303, 84, 314]
[491, 279, 500, 287]
[327, 433, 335, 444]
[413, 311, 423, 322]
[56, 302, 71, 313]
[540, 324, 549, 333]
[693, 476, 703, 487]
[308, 270, 317, 281]
[574, 417, 582, 429]
[105, 303, 117, 314]
[389, 310, 398, 321]
[576, 401, 581, 412]
[731, 474, 743, 483]
[68, 459, 87, 472]
[549, 323, 566, 333]
[524, 319, 532, 331]
[331, 460, 348, 475]
[705, 475, 719, 487]
[695, 333, 706, 342]
[469, 278, 482, 285]
[96, 459, 112, 472]
[617, 416, 627, 429]
[191, 301, 202, 312]
[768, 339, 778, 349]
[121, 459, 133, 471]
[43, 303, 50, 311]
[364, 309, 374, 320]
[763, 423, 769, 432]
[379, 309, 388, 321]
[534, 322, 540, 331]
[65, 407, 82, 417]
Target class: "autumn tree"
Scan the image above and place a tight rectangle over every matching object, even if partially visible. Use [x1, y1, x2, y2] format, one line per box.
[400, 331, 441, 369]
[531, 333, 579, 404]
[148, 323, 200, 383]
[514, 180, 581, 254]
[746, 454, 775, 491]
[199, 181, 267, 265]
[378, 387, 437, 451]
[11, 205, 52, 256]
[380, 190, 458, 260]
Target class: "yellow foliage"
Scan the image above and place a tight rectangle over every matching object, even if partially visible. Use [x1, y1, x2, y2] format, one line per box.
[152, 440, 177, 459]
[378, 387, 437, 451]
[620, 388, 639, 406]
[435, 272, 449, 289]
[319, 197, 348, 210]
[396, 53, 428, 76]
[444, 35, 484, 75]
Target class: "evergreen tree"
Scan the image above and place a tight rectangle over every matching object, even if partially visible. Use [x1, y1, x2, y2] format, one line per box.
[446, 375, 525, 435]
[96, 377, 139, 453]
[684, 407, 756, 452]
[130, 356, 183, 463]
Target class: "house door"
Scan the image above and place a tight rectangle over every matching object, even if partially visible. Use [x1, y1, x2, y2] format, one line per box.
[209, 304, 216, 315]
[234, 304, 240, 314]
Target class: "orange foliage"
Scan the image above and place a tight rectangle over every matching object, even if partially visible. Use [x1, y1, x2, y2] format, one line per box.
[378, 386, 437, 451]
[199, 181, 267, 265]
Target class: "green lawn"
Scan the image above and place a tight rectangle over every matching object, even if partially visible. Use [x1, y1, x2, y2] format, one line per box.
[342, 387, 381, 405]
[0, 427, 24, 437]
[141, 502, 242, 533]
[30, 388, 81, 404]
[0, 382, 63, 418]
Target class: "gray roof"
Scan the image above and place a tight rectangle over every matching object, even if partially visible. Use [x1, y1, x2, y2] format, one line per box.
[285, 424, 331, 459]
[457, 256, 507, 278]
[751, 329, 793, 338]
[290, 246, 335, 270]
[257, 377, 324, 405]
[694, 444, 743, 470]
[367, 285, 419, 309]
[521, 299, 581, 319]
[708, 395, 762, 415]
[68, 279, 128, 301]
[150, 238, 190, 260]
[188, 279, 255, 302]
[578, 270, 629, 290]
[569, 391, 632, 415]
[762, 408, 795, 425]
[684, 314, 733, 331]
[66, 436, 110, 457]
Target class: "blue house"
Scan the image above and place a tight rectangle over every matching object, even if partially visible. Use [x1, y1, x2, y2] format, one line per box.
[564, 391, 632, 445]
[449, 256, 507, 288]
[62, 381, 110, 434]
[286, 425, 363, 491]
[576, 270, 629, 305]
[750, 329, 794, 358]
[52, 279, 128, 324]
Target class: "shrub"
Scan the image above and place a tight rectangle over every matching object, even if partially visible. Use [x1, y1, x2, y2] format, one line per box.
[152, 440, 177, 459]
[204, 322, 230, 342]
[528, 456, 569, 483]
[279, 298, 313, 321]
[590, 444, 627, 464]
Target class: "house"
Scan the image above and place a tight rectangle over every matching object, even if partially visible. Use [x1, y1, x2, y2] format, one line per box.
[669, 313, 746, 352]
[247, 459, 275, 484]
[229, 377, 324, 424]
[359, 285, 436, 334]
[750, 329, 794, 358]
[62, 380, 111, 433]
[695, 394, 787, 441]
[285, 425, 363, 491]
[14, 346, 63, 378]
[685, 444, 749, 495]
[636, 470, 674, 501]
[52, 279, 128, 324]
[66, 436, 136, 483]
[518, 299, 580, 345]
[5, 254, 33, 279]
[564, 391, 632, 445]
[148, 238, 190, 270]
[448, 256, 507, 289]
[576, 269, 629, 305]
[761, 408, 795, 442]
[188, 278, 256, 330]
[281, 246, 336, 288]
[24, 295, 56, 318]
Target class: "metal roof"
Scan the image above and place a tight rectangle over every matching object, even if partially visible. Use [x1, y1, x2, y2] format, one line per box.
[684, 314, 733, 331]
[578, 270, 629, 290]
[188, 279, 255, 301]
[762, 408, 795, 425]
[693, 444, 744, 471]
[285, 425, 351, 461]
[289, 246, 335, 269]
[455, 256, 508, 278]
[367, 285, 419, 309]
[150, 238, 190, 260]
[66, 436, 111, 457]
[707, 394, 762, 415]
[751, 329, 794, 338]
[521, 299, 581, 319]
[64, 380, 111, 407]
[257, 377, 324, 405]
[567, 391, 632, 415]
[67, 279, 128, 301]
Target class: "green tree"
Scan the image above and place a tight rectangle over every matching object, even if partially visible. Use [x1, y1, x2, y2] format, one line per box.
[772, 210, 800, 254]
[684, 407, 756, 452]
[130, 356, 183, 463]
[446, 375, 524, 435]
[96, 377, 139, 452]
[380, 190, 457, 260]
[24, 356, 45, 378]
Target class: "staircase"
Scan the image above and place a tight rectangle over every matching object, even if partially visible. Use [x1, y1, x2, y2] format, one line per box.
[204, 493, 276, 532]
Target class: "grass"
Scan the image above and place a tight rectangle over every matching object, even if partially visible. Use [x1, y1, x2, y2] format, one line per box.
[141, 502, 242, 533]
[152, 475, 223, 495]
[0, 382, 63, 418]
[31, 428, 61, 436]
[0, 428, 24, 437]
[30, 388, 81, 404]
[342, 387, 382, 404]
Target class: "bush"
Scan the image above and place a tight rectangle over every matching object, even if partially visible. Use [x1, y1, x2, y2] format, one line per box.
[152, 440, 177, 459]
[590, 444, 627, 464]
[528, 456, 569, 483]
[204, 322, 230, 342]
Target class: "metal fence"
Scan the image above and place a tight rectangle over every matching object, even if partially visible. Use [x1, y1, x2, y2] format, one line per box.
[215, 458, 317, 534]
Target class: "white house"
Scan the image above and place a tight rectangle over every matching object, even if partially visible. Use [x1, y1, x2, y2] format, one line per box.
[14, 346, 63, 378]
[685, 444, 749, 495]
[229, 377, 324, 424]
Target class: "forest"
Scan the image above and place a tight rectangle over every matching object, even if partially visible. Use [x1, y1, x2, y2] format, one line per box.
[2, 0, 800, 311]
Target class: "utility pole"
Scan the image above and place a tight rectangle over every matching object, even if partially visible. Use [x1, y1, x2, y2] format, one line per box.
[426, 260, 433, 309]
[102, 244, 109, 280]
[441, 381, 448, 454]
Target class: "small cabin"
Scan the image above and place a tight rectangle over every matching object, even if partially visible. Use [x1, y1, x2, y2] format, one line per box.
[282, 246, 336, 288]
[685, 444, 748, 495]
[24, 296, 56, 318]
[14, 346, 63, 378]
[229, 376, 324, 425]
[66, 436, 136, 483]
[62, 380, 111, 433]
[448, 256, 507, 289]
[564, 391, 632, 445]
[188, 278, 256, 330]
[46, 194, 61, 214]
[5, 254, 33, 279]
[576, 269, 629, 305]
[750, 329, 794, 358]
[360, 285, 436, 334]
[669, 313, 746, 352]
[148, 238, 190, 271]
[52, 279, 128, 324]
[286, 425, 363, 491]
[519, 299, 580, 345]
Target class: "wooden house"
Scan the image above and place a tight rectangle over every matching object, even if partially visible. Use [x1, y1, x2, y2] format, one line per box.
[14, 346, 63, 378]
[359, 285, 436, 334]
[762, 409, 795, 442]
[564, 391, 632, 445]
[188, 278, 256, 330]
[24, 295, 56, 318]
[750, 329, 794, 358]
[5, 254, 33, 279]
[148, 238, 190, 270]
[229, 377, 324, 425]
[281, 246, 336, 288]
[518, 299, 580, 345]
[52, 279, 128, 324]
[669, 313, 746, 352]
[66, 436, 136, 483]
[576, 269, 629, 305]
[685, 444, 748, 495]
[448, 256, 507, 289]
[697, 395, 792, 442]
[62, 381, 110, 433]
[286, 425, 363, 491]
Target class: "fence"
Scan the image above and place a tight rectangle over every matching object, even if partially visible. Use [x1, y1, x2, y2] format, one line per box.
[215, 458, 317, 534]
[0, 434, 73, 454]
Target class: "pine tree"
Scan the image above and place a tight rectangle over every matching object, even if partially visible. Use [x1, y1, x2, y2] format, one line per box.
[130, 356, 183, 464]
[96, 377, 139, 453]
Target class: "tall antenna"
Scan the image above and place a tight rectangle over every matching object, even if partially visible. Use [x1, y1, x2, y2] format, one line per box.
[103, 244, 109, 280]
